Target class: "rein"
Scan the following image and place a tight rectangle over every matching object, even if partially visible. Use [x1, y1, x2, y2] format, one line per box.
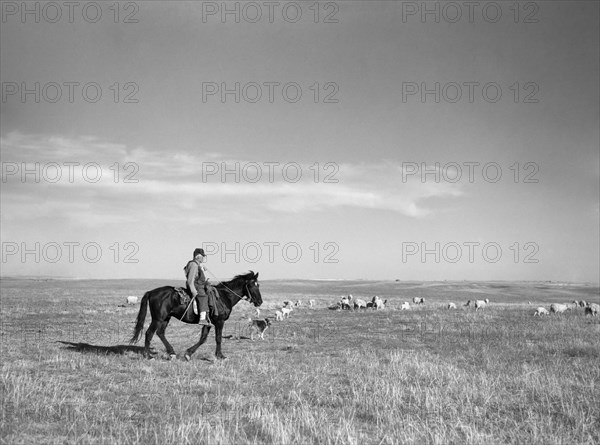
[204, 267, 251, 303]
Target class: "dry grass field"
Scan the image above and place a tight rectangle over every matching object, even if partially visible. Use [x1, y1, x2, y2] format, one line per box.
[1, 277, 599, 444]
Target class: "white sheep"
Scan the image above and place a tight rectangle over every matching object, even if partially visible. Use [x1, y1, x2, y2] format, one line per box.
[377, 299, 388, 310]
[585, 302, 599, 316]
[126, 296, 138, 305]
[281, 306, 293, 318]
[309, 299, 315, 308]
[550, 303, 570, 314]
[474, 299, 489, 311]
[294, 300, 302, 308]
[353, 299, 367, 309]
[412, 297, 424, 305]
[372, 296, 386, 310]
[401, 302, 410, 310]
[275, 310, 284, 321]
[447, 303, 457, 309]
[340, 295, 353, 310]
[534, 307, 549, 316]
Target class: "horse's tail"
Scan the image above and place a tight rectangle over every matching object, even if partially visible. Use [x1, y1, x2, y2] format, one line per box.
[130, 291, 150, 344]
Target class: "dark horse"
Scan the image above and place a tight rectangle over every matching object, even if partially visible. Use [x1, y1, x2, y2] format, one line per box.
[130, 271, 262, 360]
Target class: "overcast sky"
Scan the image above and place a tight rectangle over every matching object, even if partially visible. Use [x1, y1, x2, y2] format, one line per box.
[1, 1, 598, 282]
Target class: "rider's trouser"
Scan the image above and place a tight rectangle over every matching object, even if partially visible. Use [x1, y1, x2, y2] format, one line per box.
[187, 285, 209, 313]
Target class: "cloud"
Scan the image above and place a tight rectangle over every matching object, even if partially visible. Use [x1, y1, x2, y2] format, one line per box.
[1, 132, 465, 227]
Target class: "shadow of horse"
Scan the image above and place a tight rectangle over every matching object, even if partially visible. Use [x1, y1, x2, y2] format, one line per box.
[57, 341, 148, 356]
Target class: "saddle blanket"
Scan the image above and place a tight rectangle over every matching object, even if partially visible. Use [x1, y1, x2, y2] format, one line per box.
[174, 287, 191, 306]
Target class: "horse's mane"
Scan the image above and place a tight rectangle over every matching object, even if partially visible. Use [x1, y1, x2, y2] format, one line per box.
[215, 271, 255, 289]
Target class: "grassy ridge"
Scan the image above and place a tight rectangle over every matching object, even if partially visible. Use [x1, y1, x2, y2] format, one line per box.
[1, 279, 599, 444]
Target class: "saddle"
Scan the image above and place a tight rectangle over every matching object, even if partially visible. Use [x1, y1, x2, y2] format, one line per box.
[174, 287, 191, 306]
[174, 286, 220, 316]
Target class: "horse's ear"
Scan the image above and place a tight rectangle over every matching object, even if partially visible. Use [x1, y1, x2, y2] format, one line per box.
[254, 272, 259, 279]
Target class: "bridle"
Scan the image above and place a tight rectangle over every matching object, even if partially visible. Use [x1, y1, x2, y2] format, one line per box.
[205, 267, 254, 303]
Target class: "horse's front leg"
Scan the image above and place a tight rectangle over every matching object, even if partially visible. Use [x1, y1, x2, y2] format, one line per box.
[214, 321, 226, 360]
[184, 326, 211, 361]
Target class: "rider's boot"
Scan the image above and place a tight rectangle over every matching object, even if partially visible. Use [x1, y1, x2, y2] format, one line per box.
[198, 311, 214, 327]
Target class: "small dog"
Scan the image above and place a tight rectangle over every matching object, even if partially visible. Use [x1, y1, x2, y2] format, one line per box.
[249, 318, 271, 340]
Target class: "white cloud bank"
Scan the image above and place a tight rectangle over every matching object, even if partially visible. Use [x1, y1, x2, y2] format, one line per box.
[1, 132, 465, 225]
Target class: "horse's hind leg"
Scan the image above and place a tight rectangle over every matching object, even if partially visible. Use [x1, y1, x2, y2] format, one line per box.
[214, 321, 226, 360]
[144, 321, 158, 358]
[184, 326, 211, 361]
[156, 319, 176, 359]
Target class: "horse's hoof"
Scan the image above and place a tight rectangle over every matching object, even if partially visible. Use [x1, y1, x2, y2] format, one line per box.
[216, 355, 227, 361]
[169, 354, 177, 361]
[184, 354, 191, 362]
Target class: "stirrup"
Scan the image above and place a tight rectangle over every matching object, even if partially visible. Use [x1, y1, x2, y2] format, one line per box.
[198, 315, 214, 327]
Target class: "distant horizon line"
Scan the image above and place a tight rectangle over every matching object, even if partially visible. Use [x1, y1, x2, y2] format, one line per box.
[0, 275, 598, 286]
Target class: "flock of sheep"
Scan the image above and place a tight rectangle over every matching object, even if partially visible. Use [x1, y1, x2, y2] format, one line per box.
[325, 296, 493, 312]
[534, 300, 599, 317]
[333, 295, 388, 310]
[327, 295, 491, 312]
[262, 295, 599, 318]
[269, 299, 315, 321]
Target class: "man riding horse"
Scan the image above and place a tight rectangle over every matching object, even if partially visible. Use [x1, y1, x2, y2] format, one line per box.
[184, 247, 219, 326]
[130, 268, 263, 360]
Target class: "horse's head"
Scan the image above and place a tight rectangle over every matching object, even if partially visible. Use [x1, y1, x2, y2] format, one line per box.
[242, 271, 262, 307]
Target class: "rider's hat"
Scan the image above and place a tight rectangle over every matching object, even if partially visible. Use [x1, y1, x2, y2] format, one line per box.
[193, 248, 205, 257]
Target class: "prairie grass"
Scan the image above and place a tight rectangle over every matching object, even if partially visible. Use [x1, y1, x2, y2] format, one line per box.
[1, 278, 599, 444]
